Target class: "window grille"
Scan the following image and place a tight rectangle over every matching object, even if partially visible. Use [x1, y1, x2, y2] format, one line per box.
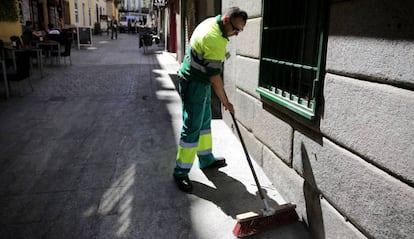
[257, 0, 328, 119]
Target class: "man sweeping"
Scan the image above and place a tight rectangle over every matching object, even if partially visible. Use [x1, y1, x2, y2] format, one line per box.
[173, 7, 248, 192]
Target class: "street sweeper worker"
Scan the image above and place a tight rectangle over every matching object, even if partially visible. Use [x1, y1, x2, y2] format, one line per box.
[173, 7, 248, 192]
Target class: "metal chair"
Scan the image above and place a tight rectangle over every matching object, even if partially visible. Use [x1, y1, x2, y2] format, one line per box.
[6, 50, 33, 96]
[140, 33, 160, 54]
[51, 38, 72, 65]
[141, 34, 153, 54]
[10, 36, 22, 49]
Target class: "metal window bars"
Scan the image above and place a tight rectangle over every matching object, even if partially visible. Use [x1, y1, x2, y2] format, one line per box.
[257, 0, 327, 119]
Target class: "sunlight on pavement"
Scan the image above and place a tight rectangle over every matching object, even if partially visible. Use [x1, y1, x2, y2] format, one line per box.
[95, 164, 137, 236]
[117, 195, 133, 235]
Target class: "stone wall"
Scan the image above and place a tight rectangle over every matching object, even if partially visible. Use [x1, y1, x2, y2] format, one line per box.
[221, 0, 414, 238]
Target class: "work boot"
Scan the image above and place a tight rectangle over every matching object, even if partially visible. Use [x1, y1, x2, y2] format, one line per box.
[201, 157, 227, 169]
[173, 174, 193, 192]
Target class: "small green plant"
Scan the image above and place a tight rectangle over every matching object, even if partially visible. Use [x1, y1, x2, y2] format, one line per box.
[0, 0, 19, 22]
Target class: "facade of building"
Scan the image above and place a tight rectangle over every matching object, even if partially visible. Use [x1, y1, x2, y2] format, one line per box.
[118, 0, 149, 13]
[169, 0, 414, 238]
[0, 0, 117, 42]
[63, 0, 110, 27]
[172, 0, 220, 61]
[216, 0, 414, 238]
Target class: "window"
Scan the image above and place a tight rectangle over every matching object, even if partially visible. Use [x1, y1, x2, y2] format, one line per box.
[257, 0, 329, 120]
[74, 0, 78, 23]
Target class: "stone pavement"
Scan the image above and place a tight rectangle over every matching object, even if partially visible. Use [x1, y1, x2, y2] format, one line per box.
[0, 33, 311, 238]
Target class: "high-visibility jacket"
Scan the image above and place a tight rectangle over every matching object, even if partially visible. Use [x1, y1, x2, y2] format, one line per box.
[178, 15, 229, 83]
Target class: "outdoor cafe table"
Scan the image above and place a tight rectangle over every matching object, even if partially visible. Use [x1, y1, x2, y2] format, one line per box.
[37, 41, 61, 65]
[2, 45, 44, 77]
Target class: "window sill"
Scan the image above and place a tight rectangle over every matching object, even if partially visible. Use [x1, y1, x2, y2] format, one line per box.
[256, 87, 315, 120]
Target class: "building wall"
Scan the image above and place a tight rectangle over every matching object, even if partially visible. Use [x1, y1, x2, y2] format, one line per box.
[105, 0, 117, 20]
[119, 0, 149, 12]
[0, 0, 112, 40]
[221, 0, 414, 239]
[175, 0, 184, 61]
[0, 22, 21, 42]
[68, 0, 108, 27]
[0, 0, 44, 42]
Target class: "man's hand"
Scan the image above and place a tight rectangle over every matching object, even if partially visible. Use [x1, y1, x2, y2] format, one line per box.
[223, 102, 234, 114]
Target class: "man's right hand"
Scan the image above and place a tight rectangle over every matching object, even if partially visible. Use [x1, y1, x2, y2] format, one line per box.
[210, 75, 235, 114]
[224, 102, 234, 114]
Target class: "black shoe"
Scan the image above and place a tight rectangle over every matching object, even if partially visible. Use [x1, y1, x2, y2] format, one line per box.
[202, 157, 227, 169]
[173, 174, 193, 192]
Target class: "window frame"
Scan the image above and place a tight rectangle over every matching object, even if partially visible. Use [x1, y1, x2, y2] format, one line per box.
[257, 0, 329, 120]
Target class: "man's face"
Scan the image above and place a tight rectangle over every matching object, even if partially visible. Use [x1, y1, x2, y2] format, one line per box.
[225, 16, 246, 37]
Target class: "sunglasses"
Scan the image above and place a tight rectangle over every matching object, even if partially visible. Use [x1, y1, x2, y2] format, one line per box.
[230, 19, 243, 33]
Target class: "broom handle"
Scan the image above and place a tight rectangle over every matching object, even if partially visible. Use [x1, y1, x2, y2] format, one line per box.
[230, 113, 269, 209]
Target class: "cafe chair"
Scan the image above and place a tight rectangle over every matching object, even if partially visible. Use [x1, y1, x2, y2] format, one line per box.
[45, 33, 62, 43]
[51, 38, 72, 65]
[6, 50, 33, 96]
[10, 36, 22, 49]
[0, 40, 7, 61]
[20, 34, 42, 69]
[0, 40, 15, 68]
[0, 40, 5, 58]
[139, 27, 160, 55]
[140, 34, 154, 54]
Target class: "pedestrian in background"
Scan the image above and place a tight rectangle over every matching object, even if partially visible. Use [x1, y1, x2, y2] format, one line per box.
[128, 19, 132, 33]
[173, 7, 248, 192]
[133, 19, 137, 34]
[111, 18, 118, 40]
[22, 21, 43, 46]
[47, 23, 60, 35]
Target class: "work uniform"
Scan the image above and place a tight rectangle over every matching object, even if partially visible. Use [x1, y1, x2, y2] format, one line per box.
[174, 15, 229, 177]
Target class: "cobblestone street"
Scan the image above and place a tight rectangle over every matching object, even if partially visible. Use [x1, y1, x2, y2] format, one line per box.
[0, 34, 310, 239]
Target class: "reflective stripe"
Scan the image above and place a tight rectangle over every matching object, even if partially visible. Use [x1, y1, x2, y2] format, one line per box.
[192, 48, 204, 62]
[189, 48, 223, 73]
[176, 161, 193, 169]
[190, 60, 207, 73]
[205, 59, 222, 70]
[197, 149, 212, 156]
[200, 129, 211, 135]
[188, 48, 207, 73]
[180, 140, 198, 148]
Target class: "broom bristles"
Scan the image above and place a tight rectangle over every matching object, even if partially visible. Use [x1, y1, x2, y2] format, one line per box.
[233, 203, 298, 238]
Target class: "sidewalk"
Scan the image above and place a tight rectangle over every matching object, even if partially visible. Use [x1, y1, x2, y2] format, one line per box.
[0, 34, 310, 238]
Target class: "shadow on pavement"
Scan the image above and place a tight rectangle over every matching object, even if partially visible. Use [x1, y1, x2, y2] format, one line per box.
[190, 169, 276, 218]
[190, 169, 310, 238]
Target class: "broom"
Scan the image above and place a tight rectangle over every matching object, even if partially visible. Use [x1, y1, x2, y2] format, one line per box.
[230, 113, 299, 237]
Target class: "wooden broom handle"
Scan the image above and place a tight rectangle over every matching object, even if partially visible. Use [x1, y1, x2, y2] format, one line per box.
[230, 113, 266, 201]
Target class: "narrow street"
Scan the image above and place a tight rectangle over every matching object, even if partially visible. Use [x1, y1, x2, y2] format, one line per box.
[0, 33, 310, 239]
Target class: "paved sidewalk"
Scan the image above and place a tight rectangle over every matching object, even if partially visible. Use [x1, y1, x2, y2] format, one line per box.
[0, 34, 310, 238]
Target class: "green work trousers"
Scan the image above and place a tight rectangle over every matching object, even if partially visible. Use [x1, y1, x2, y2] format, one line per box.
[174, 78, 216, 177]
